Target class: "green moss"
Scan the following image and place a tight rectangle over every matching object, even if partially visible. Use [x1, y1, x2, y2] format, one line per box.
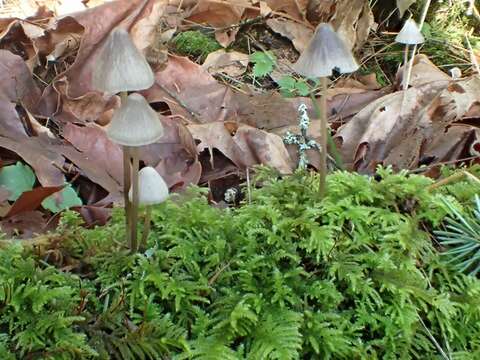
[171, 30, 222, 61]
[1, 168, 480, 359]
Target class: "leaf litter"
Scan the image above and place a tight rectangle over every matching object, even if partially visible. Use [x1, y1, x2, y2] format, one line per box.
[0, 0, 479, 237]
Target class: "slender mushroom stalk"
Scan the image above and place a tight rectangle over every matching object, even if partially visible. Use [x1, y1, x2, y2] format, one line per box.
[403, 0, 431, 91]
[293, 23, 358, 197]
[119, 92, 131, 245]
[92, 28, 158, 250]
[395, 19, 425, 91]
[130, 146, 140, 250]
[129, 167, 169, 252]
[105, 94, 164, 251]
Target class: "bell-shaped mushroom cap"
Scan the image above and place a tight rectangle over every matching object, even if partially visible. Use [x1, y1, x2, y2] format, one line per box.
[293, 23, 359, 78]
[129, 167, 169, 205]
[107, 93, 164, 146]
[395, 19, 425, 45]
[92, 28, 154, 94]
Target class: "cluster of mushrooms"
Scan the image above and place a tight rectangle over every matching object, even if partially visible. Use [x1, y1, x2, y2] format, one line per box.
[90, 19, 426, 249]
[93, 28, 169, 252]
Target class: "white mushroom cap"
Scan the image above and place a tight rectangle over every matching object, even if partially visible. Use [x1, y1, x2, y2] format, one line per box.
[293, 23, 359, 78]
[129, 167, 169, 205]
[395, 19, 425, 45]
[107, 93, 164, 146]
[92, 28, 154, 94]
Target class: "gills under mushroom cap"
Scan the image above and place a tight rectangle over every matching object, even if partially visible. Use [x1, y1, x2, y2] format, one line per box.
[92, 28, 154, 95]
[293, 23, 359, 78]
[395, 19, 425, 45]
[129, 166, 169, 205]
[107, 93, 164, 146]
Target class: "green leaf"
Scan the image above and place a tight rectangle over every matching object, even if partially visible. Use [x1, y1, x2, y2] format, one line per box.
[250, 51, 276, 78]
[0, 162, 36, 201]
[294, 81, 310, 96]
[42, 184, 83, 213]
[277, 76, 296, 89]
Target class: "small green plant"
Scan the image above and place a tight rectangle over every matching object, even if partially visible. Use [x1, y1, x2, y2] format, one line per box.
[435, 194, 480, 276]
[172, 31, 222, 60]
[249, 51, 276, 78]
[277, 76, 310, 97]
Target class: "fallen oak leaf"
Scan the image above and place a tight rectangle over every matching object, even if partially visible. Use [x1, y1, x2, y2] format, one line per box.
[0, 211, 50, 239]
[202, 49, 249, 77]
[0, 136, 66, 187]
[6, 185, 64, 218]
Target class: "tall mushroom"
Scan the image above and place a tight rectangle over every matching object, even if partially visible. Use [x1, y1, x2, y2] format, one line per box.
[92, 27, 155, 250]
[293, 23, 358, 197]
[107, 93, 164, 251]
[128, 166, 169, 251]
[395, 19, 425, 90]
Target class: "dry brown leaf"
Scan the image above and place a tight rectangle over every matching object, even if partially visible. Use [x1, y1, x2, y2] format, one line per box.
[202, 49, 249, 77]
[233, 124, 294, 173]
[0, 136, 66, 187]
[145, 55, 239, 123]
[336, 74, 480, 172]
[266, 0, 309, 21]
[188, 122, 248, 168]
[0, 50, 41, 111]
[397, 54, 451, 89]
[62, 122, 124, 185]
[126, 116, 202, 190]
[188, 121, 293, 173]
[330, 0, 373, 50]
[6, 185, 64, 218]
[266, 18, 313, 53]
[0, 211, 49, 239]
[185, 0, 247, 27]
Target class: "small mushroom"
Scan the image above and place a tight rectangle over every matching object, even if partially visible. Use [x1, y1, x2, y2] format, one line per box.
[107, 93, 164, 251]
[395, 19, 425, 90]
[293, 23, 358, 197]
[107, 93, 164, 147]
[92, 28, 155, 95]
[128, 167, 169, 250]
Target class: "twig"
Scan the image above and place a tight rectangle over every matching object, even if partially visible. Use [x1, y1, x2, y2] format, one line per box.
[157, 83, 202, 124]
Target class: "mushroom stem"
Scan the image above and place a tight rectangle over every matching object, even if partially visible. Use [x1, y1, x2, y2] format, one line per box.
[140, 206, 152, 252]
[402, 45, 409, 91]
[130, 147, 140, 252]
[120, 91, 131, 246]
[319, 76, 328, 198]
[122, 146, 131, 246]
[403, 0, 431, 92]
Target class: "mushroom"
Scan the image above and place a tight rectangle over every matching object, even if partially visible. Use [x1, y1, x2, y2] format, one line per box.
[107, 93, 164, 251]
[395, 19, 425, 90]
[128, 166, 169, 250]
[92, 28, 154, 95]
[293, 23, 358, 197]
[92, 27, 156, 251]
